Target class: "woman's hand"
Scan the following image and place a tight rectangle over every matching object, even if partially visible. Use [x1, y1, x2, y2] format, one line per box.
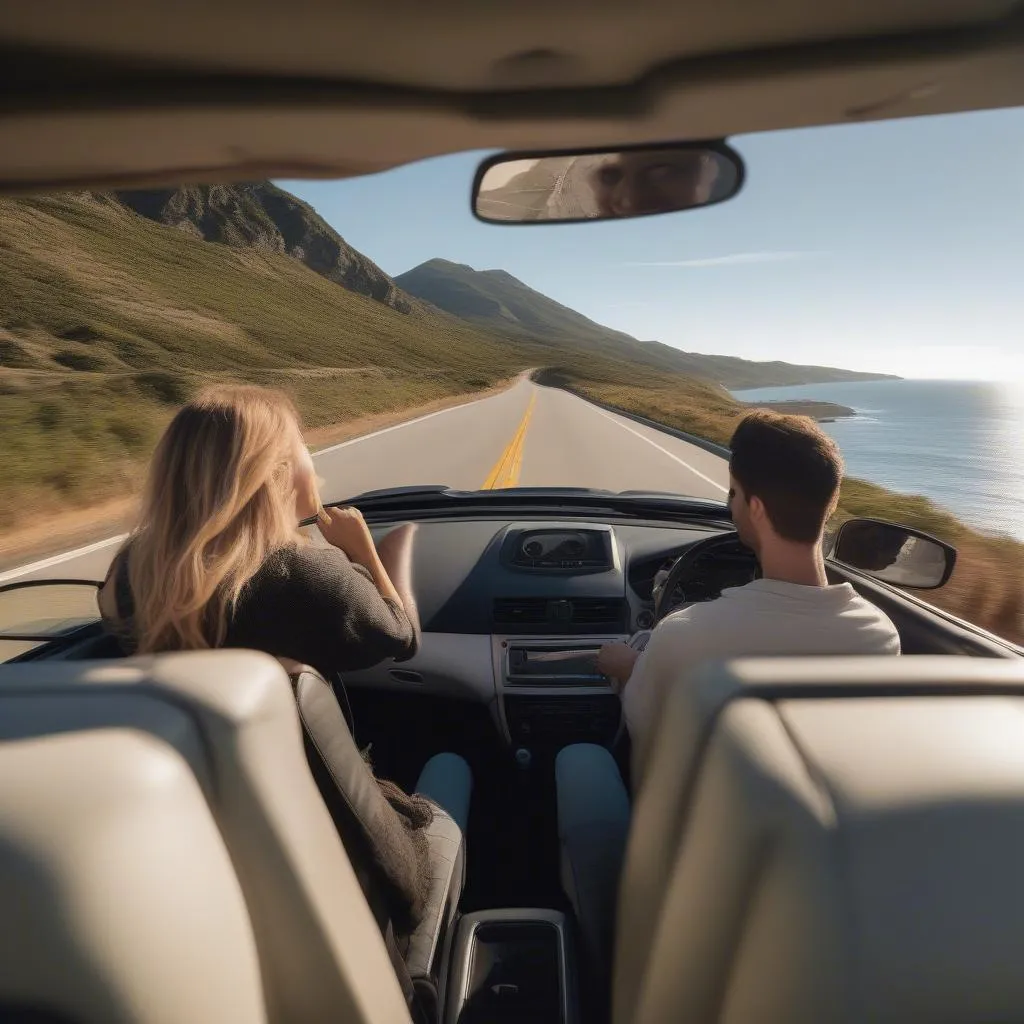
[318, 507, 409, 611]
[317, 506, 377, 566]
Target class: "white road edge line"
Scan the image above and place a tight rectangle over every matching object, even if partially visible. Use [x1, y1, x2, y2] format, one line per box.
[591, 406, 729, 494]
[0, 386, 518, 583]
[0, 534, 129, 584]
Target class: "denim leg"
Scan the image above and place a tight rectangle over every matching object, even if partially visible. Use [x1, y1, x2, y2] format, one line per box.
[555, 743, 632, 976]
[415, 752, 472, 835]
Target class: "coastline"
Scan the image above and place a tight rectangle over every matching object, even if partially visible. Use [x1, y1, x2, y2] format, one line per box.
[742, 398, 856, 421]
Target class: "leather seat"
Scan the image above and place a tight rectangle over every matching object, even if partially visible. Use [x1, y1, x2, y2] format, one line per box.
[614, 655, 1024, 1024]
[0, 650, 414, 1024]
[291, 669, 467, 993]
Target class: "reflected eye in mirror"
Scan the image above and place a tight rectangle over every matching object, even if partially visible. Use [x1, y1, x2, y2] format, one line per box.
[829, 517, 957, 590]
[472, 140, 745, 225]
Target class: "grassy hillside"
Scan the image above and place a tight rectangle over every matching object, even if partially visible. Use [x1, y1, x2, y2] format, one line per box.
[396, 259, 900, 389]
[0, 193, 540, 525]
[538, 365, 1023, 646]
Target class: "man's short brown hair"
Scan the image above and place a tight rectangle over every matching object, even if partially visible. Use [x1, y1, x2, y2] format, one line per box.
[729, 410, 844, 543]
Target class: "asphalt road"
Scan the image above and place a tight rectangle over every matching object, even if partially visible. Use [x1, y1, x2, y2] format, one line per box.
[0, 379, 728, 589]
[476, 156, 605, 221]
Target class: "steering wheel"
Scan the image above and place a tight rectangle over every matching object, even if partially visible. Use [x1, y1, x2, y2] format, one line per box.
[653, 531, 754, 624]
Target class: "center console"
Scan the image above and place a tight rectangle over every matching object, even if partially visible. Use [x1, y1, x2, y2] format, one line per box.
[492, 635, 625, 747]
[436, 528, 624, 1019]
[444, 909, 579, 1024]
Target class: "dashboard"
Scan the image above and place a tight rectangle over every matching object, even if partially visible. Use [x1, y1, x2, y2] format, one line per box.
[344, 515, 758, 747]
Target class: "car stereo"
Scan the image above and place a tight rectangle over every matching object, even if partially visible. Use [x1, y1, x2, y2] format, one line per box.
[502, 639, 609, 686]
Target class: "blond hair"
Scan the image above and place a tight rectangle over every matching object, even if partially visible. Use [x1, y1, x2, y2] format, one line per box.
[118, 385, 316, 652]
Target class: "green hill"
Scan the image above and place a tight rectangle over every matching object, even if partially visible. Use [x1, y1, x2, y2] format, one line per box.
[395, 258, 900, 389]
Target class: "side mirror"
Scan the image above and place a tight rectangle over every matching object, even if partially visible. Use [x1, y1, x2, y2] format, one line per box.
[472, 140, 745, 225]
[828, 518, 956, 590]
[0, 579, 102, 659]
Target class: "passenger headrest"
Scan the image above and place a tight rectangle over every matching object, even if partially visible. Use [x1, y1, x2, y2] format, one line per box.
[0, 650, 412, 1024]
[615, 655, 1024, 1024]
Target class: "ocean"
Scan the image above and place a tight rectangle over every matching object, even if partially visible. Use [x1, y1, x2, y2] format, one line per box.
[731, 379, 1024, 543]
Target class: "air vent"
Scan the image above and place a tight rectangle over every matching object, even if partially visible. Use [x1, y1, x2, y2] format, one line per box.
[493, 598, 548, 625]
[492, 597, 626, 628]
[570, 598, 624, 625]
[513, 554, 609, 570]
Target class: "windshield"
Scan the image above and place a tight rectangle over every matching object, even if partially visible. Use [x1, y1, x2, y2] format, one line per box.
[0, 106, 1021, 651]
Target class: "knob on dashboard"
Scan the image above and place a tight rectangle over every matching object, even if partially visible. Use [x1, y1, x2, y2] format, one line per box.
[523, 540, 543, 558]
[635, 609, 654, 630]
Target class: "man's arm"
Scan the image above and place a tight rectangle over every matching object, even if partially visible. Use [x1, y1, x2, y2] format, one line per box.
[618, 616, 697, 749]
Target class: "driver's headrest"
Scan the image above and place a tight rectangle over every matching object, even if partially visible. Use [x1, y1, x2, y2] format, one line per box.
[614, 655, 1024, 1024]
[0, 650, 411, 1024]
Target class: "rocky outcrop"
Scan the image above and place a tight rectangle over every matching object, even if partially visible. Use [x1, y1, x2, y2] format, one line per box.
[112, 183, 411, 312]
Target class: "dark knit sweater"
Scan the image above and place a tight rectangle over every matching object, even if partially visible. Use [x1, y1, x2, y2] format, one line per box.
[103, 540, 418, 676]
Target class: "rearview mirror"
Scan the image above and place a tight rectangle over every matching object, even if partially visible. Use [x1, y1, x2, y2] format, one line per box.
[829, 518, 956, 590]
[472, 141, 744, 225]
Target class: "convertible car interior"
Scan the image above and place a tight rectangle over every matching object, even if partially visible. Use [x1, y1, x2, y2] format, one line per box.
[3, 503, 1022, 1022]
[2, 0, 1024, 1021]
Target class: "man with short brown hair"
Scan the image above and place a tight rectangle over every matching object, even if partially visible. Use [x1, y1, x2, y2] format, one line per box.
[556, 411, 899, 975]
[728, 408, 843, 548]
[597, 410, 899, 750]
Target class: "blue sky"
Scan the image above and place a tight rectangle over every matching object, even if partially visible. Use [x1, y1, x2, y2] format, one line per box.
[279, 104, 1024, 382]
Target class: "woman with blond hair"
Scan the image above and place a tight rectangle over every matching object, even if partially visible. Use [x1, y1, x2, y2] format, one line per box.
[100, 384, 420, 671]
[99, 384, 471, 843]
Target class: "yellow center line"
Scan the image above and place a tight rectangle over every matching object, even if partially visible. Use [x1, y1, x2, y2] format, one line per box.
[481, 394, 536, 489]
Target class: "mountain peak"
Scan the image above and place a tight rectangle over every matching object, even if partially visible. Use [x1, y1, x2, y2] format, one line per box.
[394, 258, 899, 389]
[421, 257, 474, 271]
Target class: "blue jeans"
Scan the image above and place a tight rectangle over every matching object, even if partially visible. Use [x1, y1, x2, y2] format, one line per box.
[415, 752, 472, 834]
[555, 743, 631, 974]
